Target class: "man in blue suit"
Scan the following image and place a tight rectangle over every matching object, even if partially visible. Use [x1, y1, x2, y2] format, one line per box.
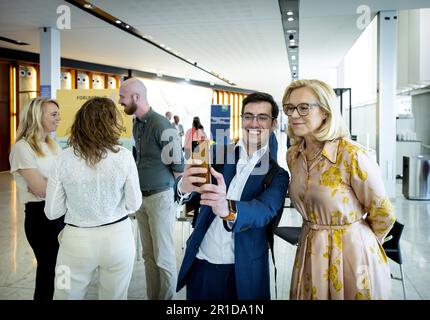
[175, 92, 289, 300]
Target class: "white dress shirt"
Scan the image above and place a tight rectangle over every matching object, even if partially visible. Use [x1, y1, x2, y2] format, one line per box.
[196, 141, 269, 264]
[45, 146, 142, 227]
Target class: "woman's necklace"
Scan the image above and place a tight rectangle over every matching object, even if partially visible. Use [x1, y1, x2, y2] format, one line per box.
[306, 147, 322, 162]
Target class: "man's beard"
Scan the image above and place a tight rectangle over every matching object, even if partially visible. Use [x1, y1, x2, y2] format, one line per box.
[123, 102, 137, 115]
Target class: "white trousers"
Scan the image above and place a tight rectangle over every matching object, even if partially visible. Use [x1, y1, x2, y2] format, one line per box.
[54, 218, 135, 300]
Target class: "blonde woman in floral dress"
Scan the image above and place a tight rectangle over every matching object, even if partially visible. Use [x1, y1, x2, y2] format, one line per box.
[283, 79, 396, 300]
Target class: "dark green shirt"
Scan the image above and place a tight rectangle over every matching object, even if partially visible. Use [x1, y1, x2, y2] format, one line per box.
[133, 108, 184, 192]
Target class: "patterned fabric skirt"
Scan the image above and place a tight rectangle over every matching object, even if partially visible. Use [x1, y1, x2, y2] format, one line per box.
[290, 219, 391, 300]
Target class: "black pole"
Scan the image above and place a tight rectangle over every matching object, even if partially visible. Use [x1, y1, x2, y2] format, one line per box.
[340, 90, 343, 116]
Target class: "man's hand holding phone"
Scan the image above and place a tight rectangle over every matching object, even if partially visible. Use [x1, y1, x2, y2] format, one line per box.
[179, 162, 230, 218]
[179, 159, 210, 194]
[199, 167, 229, 218]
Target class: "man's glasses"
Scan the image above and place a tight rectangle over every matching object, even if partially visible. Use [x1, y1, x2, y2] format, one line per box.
[283, 103, 319, 116]
[240, 113, 274, 123]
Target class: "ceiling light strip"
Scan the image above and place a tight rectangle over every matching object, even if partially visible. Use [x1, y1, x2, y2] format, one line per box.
[279, 0, 300, 80]
[0, 36, 29, 45]
[65, 0, 235, 85]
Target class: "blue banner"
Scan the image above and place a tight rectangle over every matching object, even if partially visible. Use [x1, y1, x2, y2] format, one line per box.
[210, 104, 230, 146]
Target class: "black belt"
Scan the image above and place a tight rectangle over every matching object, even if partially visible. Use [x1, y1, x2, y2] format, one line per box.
[194, 258, 234, 271]
[141, 188, 169, 197]
[67, 215, 128, 228]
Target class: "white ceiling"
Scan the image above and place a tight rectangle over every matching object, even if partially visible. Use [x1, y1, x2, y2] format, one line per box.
[0, 0, 429, 101]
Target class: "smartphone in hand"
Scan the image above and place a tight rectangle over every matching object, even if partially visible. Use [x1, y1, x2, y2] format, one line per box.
[191, 140, 211, 186]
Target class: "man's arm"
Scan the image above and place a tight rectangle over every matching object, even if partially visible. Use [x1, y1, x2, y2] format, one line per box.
[232, 169, 289, 233]
[173, 161, 207, 204]
[158, 125, 185, 173]
[199, 167, 230, 219]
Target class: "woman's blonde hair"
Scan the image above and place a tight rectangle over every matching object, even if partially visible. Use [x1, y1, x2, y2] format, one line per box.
[68, 97, 125, 167]
[15, 97, 59, 157]
[282, 79, 349, 145]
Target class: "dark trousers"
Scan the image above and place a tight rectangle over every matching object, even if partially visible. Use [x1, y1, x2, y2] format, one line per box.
[24, 201, 65, 300]
[186, 258, 237, 300]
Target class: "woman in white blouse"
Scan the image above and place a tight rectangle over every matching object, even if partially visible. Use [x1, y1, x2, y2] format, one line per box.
[9, 97, 64, 300]
[45, 97, 142, 300]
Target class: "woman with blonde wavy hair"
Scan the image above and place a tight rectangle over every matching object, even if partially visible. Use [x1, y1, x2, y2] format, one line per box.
[45, 97, 141, 299]
[283, 79, 396, 300]
[9, 97, 65, 300]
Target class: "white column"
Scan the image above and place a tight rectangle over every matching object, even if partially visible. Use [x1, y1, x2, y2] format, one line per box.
[337, 58, 345, 88]
[376, 11, 397, 198]
[39, 27, 60, 99]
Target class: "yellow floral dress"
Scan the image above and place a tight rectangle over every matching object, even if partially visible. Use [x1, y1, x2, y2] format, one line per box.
[287, 138, 396, 300]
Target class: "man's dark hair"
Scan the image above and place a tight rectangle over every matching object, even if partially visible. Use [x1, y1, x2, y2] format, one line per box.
[241, 92, 279, 119]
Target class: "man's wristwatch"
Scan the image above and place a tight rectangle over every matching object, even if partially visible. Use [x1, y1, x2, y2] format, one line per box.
[222, 200, 237, 221]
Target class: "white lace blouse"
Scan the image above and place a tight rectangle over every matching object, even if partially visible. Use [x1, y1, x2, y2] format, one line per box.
[45, 146, 142, 227]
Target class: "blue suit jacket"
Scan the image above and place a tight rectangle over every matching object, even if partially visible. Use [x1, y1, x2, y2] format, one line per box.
[175, 146, 289, 300]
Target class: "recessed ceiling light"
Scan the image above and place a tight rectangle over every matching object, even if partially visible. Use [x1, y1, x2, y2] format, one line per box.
[288, 17, 294, 22]
[84, 3, 94, 9]
[125, 25, 130, 29]
[115, 20, 122, 24]
[287, 11, 293, 16]
[292, 66, 297, 71]
[287, 29, 296, 33]
[291, 55, 296, 60]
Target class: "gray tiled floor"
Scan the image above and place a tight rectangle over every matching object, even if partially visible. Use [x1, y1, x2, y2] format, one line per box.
[0, 170, 429, 300]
